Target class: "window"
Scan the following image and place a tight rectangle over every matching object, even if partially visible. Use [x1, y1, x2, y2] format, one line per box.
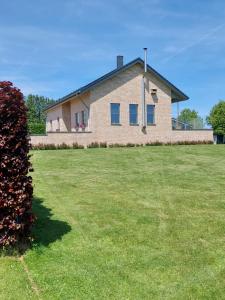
[84, 110, 88, 126]
[147, 105, 155, 125]
[50, 120, 53, 131]
[75, 113, 79, 127]
[57, 117, 60, 131]
[129, 104, 138, 125]
[111, 103, 120, 125]
[81, 111, 85, 125]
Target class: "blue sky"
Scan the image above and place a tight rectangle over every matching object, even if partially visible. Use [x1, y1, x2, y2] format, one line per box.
[0, 0, 225, 117]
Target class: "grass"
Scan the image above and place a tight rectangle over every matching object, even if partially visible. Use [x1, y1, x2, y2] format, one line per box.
[1, 145, 225, 299]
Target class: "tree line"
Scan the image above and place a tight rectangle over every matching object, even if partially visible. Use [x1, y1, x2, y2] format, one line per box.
[26, 94, 55, 134]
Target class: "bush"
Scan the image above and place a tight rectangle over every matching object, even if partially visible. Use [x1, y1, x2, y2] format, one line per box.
[31, 143, 56, 150]
[29, 122, 46, 134]
[99, 142, 107, 148]
[108, 143, 126, 148]
[87, 142, 100, 148]
[31, 143, 85, 150]
[146, 141, 163, 146]
[0, 81, 35, 247]
[87, 142, 108, 148]
[72, 143, 84, 149]
[57, 143, 71, 149]
[31, 140, 213, 151]
[146, 140, 213, 146]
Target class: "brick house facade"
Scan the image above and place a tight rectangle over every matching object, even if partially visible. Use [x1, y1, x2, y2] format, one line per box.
[31, 57, 213, 146]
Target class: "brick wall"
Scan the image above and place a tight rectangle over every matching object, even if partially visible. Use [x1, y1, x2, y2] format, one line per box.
[41, 64, 213, 146]
[31, 130, 213, 146]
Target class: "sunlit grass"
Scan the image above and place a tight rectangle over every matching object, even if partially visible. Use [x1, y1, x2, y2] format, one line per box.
[1, 145, 225, 299]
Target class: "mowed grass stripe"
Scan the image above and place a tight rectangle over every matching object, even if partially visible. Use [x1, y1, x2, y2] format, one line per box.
[1, 145, 225, 299]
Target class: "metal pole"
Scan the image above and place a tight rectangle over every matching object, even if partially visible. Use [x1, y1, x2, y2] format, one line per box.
[176, 102, 179, 129]
[144, 48, 147, 73]
[142, 48, 147, 128]
[142, 77, 146, 127]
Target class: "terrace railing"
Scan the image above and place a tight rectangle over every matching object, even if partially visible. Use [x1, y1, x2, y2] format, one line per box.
[172, 117, 210, 130]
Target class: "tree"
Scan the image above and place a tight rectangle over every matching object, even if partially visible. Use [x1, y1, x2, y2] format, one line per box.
[178, 108, 203, 129]
[0, 81, 35, 247]
[26, 94, 55, 134]
[207, 101, 225, 136]
[178, 108, 198, 123]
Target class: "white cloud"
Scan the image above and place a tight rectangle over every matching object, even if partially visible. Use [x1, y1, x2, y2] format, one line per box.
[162, 23, 225, 63]
[0, 74, 54, 95]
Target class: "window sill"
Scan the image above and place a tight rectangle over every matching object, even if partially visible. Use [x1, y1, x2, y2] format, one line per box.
[130, 124, 139, 126]
[147, 124, 156, 126]
[111, 123, 122, 126]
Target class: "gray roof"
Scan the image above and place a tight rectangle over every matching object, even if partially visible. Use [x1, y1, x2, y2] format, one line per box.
[45, 57, 189, 111]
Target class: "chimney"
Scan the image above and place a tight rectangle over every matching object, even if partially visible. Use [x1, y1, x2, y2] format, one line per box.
[117, 55, 123, 68]
[143, 48, 147, 73]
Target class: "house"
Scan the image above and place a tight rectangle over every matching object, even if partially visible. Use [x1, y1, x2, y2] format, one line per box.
[31, 54, 213, 146]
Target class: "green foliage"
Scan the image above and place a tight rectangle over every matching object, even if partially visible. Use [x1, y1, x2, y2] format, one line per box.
[28, 123, 46, 134]
[207, 100, 225, 135]
[178, 108, 204, 129]
[26, 94, 55, 134]
[72, 143, 85, 149]
[99, 142, 107, 148]
[0, 81, 35, 247]
[178, 108, 198, 123]
[31, 140, 213, 150]
[31, 143, 85, 150]
[190, 116, 204, 129]
[87, 142, 100, 148]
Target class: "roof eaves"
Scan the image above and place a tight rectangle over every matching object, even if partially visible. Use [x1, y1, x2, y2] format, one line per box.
[44, 57, 188, 111]
[44, 58, 141, 111]
[145, 63, 189, 101]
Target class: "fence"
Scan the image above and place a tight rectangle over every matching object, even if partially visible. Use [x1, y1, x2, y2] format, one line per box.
[172, 116, 210, 130]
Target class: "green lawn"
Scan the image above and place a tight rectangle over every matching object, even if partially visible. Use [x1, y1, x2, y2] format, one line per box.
[1, 145, 225, 299]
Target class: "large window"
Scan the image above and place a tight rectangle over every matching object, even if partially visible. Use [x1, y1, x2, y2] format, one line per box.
[147, 105, 155, 125]
[129, 104, 138, 125]
[75, 113, 79, 127]
[81, 111, 85, 125]
[57, 117, 60, 131]
[81, 110, 88, 126]
[84, 110, 88, 126]
[111, 103, 120, 125]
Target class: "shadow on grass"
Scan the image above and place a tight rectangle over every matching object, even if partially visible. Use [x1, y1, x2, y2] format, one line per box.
[32, 197, 71, 248]
[0, 197, 71, 256]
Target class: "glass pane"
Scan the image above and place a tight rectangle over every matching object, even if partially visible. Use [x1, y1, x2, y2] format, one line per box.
[75, 113, 78, 125]
[129, 104, 138, 124]
[81, 111, 85, 123]
[111, 113, 119, 124]
[111, 103, 120, 124]
[111, 103, 120, 114]
[147, 105, 155, 124]
[84, 111, 88, 124]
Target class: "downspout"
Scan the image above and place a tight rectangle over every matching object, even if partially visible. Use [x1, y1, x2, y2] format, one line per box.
[142, 48, 147, 129]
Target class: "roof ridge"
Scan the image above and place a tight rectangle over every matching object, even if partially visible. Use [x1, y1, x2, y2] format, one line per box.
[59, 57, 142, 101]
[45, 57, 188, 111]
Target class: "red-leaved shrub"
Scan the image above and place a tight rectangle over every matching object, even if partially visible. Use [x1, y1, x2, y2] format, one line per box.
[0, 81, 35, 247]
